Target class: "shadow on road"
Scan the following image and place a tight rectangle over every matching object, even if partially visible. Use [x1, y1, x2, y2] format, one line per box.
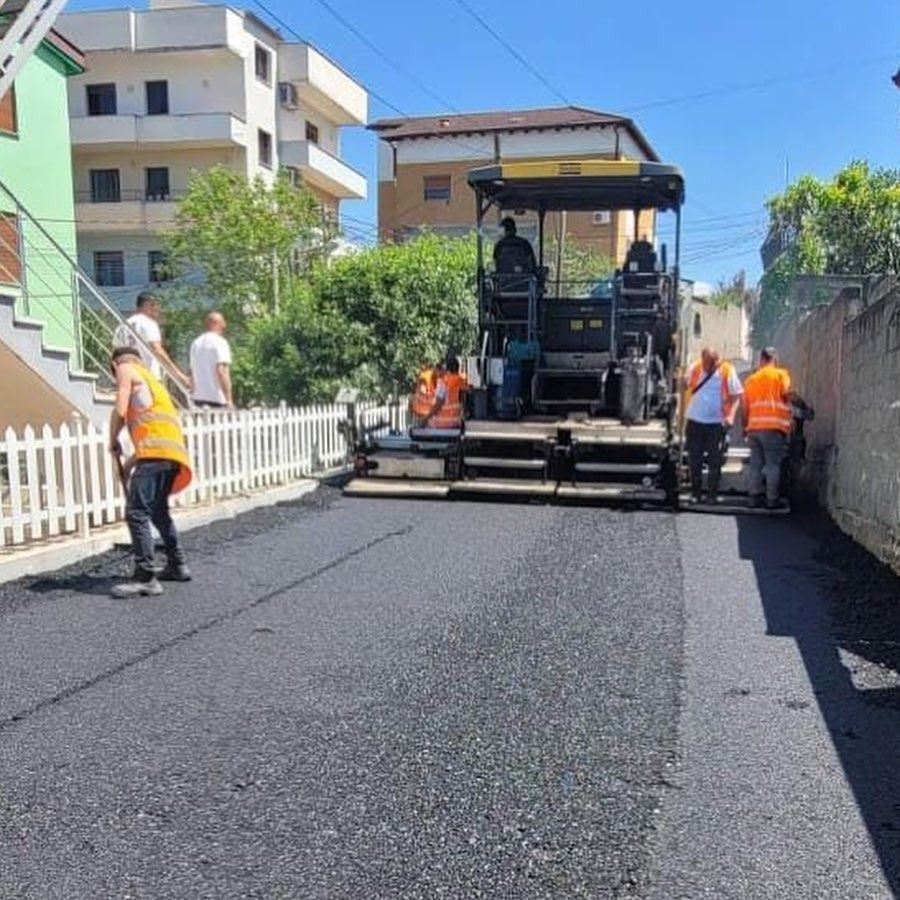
[737, 512, 900, 896]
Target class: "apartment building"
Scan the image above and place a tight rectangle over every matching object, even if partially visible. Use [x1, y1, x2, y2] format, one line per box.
[372, 106, 660, 264]
[59, 0, 367, 306]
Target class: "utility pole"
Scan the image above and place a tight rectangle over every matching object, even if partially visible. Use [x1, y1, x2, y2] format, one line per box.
[271, 250, 280, 314]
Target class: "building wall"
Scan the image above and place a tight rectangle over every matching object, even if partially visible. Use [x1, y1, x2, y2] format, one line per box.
[686, 301, 750, 364]
[72, 146, 245, 199]
[0, 47, 79, 350]
[377, 126, 659, 265]
[66, 47, 246, 120]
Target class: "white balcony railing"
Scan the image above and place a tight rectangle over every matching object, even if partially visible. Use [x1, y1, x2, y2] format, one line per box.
[70, 113, 248, 149]
[280, 140, 367, 200]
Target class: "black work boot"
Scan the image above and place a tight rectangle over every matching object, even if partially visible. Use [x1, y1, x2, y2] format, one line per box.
[159, 557, 192, 582]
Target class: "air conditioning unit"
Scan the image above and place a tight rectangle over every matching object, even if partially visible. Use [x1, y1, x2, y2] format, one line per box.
[278, 82, 299, 109]
[592, 210, 611, 226]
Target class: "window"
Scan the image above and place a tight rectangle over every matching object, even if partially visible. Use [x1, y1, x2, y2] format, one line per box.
[693, 312, 702, 337]
[592, 211, 611, 226]
[145, 80, 169, 115]
[284, 165, 301, 188]
[86, 83, 117, 116]
[305, 120, 319, 145]
[258, 128, 272, 168]
[145, 167, 170, 201]
[89, 169, 121, 203]
[0, 85, 17, 135]
[148, 250, 170, 283]
[423, 174, 451, 202]
[0, 214, 22, 285]
[255, 44, 271, 84]
[94, 251, 124, 287]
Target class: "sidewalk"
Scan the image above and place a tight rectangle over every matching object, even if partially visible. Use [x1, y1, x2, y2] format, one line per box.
[0, 479, 320, 585]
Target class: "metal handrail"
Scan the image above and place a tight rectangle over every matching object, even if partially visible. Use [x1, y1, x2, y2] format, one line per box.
[0, 175, 191, 407]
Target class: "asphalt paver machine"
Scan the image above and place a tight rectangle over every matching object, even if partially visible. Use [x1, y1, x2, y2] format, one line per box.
[345, 157, 687, 504]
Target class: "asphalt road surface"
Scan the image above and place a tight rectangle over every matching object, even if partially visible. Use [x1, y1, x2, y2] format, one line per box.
[1, 487, 899, 898]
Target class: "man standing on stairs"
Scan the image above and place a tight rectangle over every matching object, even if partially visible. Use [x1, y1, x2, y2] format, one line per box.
[113, 292, 190, 387]
[108, 346, 193, 598]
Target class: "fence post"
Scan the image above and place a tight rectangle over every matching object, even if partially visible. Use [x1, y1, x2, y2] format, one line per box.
[279, 400, 289, 485]
[72, 412, 90, 540]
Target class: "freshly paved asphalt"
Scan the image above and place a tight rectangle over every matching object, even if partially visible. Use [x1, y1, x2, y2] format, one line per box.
[1, 487, 898, 898]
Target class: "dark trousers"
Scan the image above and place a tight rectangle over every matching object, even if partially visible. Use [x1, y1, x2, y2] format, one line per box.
[126, 460, 185, 579]
[686, 420, 725, 497]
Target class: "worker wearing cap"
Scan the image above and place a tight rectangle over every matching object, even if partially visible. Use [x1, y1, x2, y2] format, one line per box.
[742, 346, 803, 509]
[682, 346, 743, 502]
[425, 357, 465, 429]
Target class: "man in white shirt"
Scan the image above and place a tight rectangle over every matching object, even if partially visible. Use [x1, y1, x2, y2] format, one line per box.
[682, 347, 743, 502]
[113, 292, 190, 386]
[190, 311, 233, 408]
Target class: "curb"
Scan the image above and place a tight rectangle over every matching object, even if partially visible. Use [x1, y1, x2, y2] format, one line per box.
[0, 479, 320, 586]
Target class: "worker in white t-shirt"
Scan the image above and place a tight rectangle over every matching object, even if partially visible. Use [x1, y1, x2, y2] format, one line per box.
[190, 311, 233, 408]
[112, 292, 190, 386]
[682, 347, 743, 502]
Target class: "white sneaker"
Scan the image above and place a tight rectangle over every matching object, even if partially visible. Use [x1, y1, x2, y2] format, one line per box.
[111, 577, 163, 598]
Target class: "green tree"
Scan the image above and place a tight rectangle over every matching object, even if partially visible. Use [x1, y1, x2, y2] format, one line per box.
[162, 166, 327, 326]
[544, 233, 614, 291]
[709, 270, 754, 309]
[243, 233, 478, 404]
[756, 161, 900, 343]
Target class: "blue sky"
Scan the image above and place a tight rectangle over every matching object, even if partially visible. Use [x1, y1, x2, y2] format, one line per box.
[67, 0, 899, 286]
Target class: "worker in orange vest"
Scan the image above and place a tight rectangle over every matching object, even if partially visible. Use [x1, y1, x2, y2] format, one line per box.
[425, 356, 465, 429]
[410, 361, 443, 425]
[741, 346, 806, 509]
[682, 347, 743, 502]
[108, 346, 193, 597]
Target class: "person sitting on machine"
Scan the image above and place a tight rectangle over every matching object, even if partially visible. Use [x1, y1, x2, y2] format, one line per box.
[409, 360, 443, 426]
[624, 235, 657, 274]
[425, 357, 465, 430]
[493, 217, 536, 291]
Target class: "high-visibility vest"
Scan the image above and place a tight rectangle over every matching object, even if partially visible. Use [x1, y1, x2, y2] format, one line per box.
[686, 359, 738, 424]
[126, 363, 193, 494]
[743, 364, 793, 434]
[431, 373, 464, 428]
[411, 368, 437, 418]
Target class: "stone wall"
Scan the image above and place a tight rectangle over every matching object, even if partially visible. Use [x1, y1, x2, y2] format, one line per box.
[775, 276, 900, 572]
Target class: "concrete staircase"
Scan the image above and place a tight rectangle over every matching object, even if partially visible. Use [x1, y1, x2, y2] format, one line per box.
[0, 294, 115, 427]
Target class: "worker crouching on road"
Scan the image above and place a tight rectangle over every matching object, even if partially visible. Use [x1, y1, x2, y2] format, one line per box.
[425, 357, 465, 429]
[108, 347, 193, 598]
[741, 346, 805, 510]
[683, 347, 742, 503]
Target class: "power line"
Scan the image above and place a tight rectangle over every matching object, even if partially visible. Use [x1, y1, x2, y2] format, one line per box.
[621, 51, 899, 114]
[447, 0, 570, 105]
[308, 0, 461, 114]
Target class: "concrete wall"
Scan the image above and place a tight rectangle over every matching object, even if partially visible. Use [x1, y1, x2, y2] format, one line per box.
[687, 301, 750, 365]
[775, 277, 900, 573]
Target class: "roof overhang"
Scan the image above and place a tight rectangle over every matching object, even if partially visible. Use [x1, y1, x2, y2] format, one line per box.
[468, 159, 685, 212]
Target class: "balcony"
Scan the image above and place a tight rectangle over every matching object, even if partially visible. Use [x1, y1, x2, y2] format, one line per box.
[278, 43, 367, 126]
[73, 191, 185, 233]
[70, 113, 248, 151]
[280, 140, 367, 200]
[59, 6, 240, 55]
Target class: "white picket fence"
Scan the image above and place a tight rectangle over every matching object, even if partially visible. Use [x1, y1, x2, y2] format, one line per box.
[0, 400, 407, 550]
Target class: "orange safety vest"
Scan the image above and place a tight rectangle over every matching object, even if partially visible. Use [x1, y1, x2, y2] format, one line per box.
[743, 364, 793, 434]
[410, 367, 437, 418]
[431, 372, 464, 429]
[686, 358, 738, 424]
[126, 363, 193, 494]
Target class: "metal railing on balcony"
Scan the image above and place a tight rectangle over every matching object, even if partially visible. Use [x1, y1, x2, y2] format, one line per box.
[75, 189, 187, 204]
[0, 176, 191, 408]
